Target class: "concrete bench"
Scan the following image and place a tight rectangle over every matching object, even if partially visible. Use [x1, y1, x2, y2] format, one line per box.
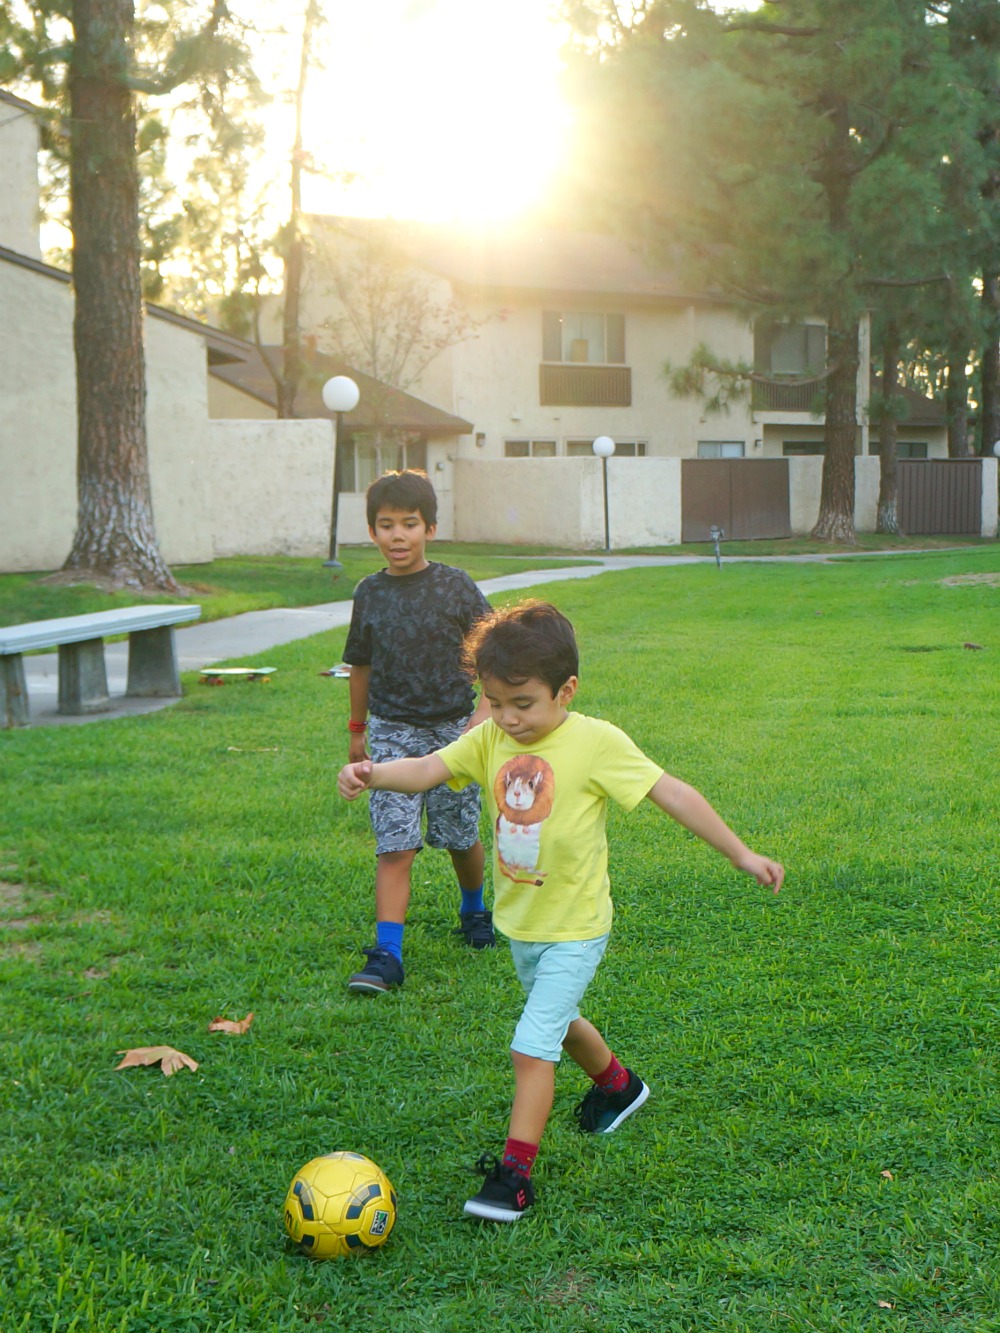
[0, 604, 201, 728]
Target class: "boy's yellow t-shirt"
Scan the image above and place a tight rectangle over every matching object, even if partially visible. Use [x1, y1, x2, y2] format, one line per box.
[437, 712, 663, 943]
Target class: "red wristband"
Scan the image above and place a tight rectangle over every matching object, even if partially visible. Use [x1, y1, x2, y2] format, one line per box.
[348, 720, 368, 734]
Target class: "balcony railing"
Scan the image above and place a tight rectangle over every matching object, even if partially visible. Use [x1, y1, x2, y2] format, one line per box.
[539, 363, 632, 408]
[752, 379, 824, 412]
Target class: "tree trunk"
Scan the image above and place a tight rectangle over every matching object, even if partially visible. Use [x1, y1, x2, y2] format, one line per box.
[980, 270, 1000, 457]
[811, 306, 859, 542]
[875, 322, 900, 535]
[64, 0, 177, 591]
[276, 1, 321, 419]
[811, 98, 858, 543]
[945, 336, 972, 457]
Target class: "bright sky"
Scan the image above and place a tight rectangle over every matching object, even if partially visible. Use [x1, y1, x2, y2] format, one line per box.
[282, 0, 572, 223]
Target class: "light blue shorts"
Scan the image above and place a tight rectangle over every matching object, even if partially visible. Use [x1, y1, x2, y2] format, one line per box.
[509, 935, 610, 1062]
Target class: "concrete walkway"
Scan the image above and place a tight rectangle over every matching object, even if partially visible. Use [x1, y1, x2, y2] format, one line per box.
[11, 550, 872, 727]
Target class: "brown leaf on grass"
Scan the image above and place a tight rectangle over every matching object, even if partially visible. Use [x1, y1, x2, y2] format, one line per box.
[115, 1046, 199, 1076]
[208, 1011, 255, 1035]
[881, 1169, 894, 1180]
[877, 1300, 895, 1309]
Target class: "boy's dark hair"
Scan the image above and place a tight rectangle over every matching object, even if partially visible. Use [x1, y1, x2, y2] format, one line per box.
[366, 470, 438, 529]
[464, 600, 579, 696]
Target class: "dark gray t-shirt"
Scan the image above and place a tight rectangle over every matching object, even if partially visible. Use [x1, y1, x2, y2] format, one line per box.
[343, 562, 491, 724]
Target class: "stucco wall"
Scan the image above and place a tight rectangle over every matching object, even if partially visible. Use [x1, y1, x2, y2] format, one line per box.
[0, 259, 216, 572]
[207, 420, 333, 558]
[982, 457, 998, 537]
[442, 296, 756, 462]
[0, 262, 78, 571]
[453, 456, 682, 548]
[0, 98, 42, 259]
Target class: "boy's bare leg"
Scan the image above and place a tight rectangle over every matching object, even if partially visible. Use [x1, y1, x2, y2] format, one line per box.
[374, 848, 418, 923]
[509, 1049, 556, 1146]
[561, 1017, 613, 1077]
[449, 838, 485, 889]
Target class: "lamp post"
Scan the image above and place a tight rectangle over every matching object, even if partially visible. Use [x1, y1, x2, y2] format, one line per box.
[592, 435, 616, 552]
[321, 375, 360, 567]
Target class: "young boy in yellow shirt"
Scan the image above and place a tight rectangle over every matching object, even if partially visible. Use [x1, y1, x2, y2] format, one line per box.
[338, 600, 784, 1220]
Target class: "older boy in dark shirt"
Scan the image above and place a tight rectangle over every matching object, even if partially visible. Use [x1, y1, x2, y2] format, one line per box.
[342, 470, 493, 993]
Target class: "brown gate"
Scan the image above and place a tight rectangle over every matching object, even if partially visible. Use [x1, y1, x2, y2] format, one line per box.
[898, 460, 983, 535]
[681, 459, 791, 542]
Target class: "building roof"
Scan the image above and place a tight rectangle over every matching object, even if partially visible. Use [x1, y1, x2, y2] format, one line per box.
[0, 89, 41, 116]
[209, 345, 473, 435]
[307, 215, 706, 305]
[871, 373, 946, 428]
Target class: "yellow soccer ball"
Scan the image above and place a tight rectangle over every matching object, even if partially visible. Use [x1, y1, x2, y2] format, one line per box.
[283, 1152, 397, 1259]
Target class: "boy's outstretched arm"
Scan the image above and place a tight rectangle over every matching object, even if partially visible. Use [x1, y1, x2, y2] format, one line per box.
[338, 753, 452, 801]
[647, 773, 784, 893]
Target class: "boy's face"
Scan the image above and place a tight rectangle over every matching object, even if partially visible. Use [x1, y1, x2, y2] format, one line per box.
[369, 505, 435, 576]
[480, 673, 578, 747]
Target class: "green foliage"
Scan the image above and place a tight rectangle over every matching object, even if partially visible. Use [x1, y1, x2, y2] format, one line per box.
[1, 550, 999, 1326]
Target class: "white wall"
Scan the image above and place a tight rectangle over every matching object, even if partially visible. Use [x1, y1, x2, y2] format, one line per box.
[0, 259, 217, 572]
[0, 97, 42, 259]
[453, 457, 682, 548]
[207, 420, 333, 557]
[443, 296, 756, 463]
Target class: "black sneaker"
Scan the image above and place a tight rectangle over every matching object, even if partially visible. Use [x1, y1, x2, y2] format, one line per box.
[463, 1153, 535, 1222]
[456, 909, 496, 949]
[347, 946, 404, 994]
[573, 1070, 650, 1134]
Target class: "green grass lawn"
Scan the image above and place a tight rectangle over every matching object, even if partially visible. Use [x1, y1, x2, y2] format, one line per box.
[1, 548, 998, 1330]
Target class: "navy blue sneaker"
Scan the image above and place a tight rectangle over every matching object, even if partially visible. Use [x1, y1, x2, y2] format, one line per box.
[456, 909, 496, 949]
[347, 946, 404, 994]
[463, 1154, 535, 1221]
[573, 1070, 649, 1134]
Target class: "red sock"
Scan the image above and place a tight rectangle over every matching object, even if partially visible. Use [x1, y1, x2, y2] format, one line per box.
[502, 1137, 538, 1179]
[592, 1055, 629, 1095]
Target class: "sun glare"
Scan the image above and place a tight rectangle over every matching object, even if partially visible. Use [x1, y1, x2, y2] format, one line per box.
[300, 0, 571, 223]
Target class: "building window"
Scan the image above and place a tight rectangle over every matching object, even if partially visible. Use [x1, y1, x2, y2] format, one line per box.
[504, 439, 557, 458]
[697, 441, 745, 458]
[869, 441, 929, 459]
[755, 321, 826, 376]
[782, 441, 825, 456]
[542, 311, 625, 365]
[342, 437, 427, 491]
[566, 439, 647, 457]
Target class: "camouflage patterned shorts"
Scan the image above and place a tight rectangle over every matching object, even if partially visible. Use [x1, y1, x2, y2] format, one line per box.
[368, 715, 482, 856]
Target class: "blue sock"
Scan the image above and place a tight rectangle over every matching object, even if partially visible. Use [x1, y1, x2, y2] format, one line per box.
[460, 885, 485, 916]
[376, 921, 404, 962]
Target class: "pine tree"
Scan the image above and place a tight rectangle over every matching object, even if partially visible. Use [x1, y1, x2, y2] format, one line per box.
[565, 0, 968, 539]
[0, 1, 256, 590]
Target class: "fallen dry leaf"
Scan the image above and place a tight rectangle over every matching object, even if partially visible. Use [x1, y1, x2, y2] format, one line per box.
[881, 1169, 894, 1180]
[208, 1011, 255, 1035]
[877, 1300, 895, 1309]
[115, 1046, 199, 1076]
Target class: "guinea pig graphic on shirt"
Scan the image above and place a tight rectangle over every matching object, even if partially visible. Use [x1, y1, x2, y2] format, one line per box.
[493, 754, 554, 885]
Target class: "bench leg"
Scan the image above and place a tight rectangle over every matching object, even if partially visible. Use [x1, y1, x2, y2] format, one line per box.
[1, 653, 30, 728]
[58, 638, 110, 715]
[126, 625, 181, 698]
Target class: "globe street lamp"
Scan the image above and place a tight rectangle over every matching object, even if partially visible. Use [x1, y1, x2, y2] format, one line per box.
[322, 375, 360, 567]
[592, 435, 616, 552]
